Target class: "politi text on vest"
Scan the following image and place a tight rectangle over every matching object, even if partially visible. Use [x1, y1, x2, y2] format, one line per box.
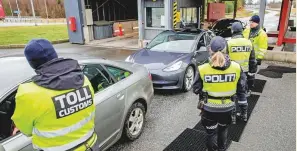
[204, 73, 236, 83]
[231, 46, 251, 52]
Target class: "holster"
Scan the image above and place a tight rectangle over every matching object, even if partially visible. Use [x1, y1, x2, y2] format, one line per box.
[231, 108, 236, 124]
[197, 92, 208, 113]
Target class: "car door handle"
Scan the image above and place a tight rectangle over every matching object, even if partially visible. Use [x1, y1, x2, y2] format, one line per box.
[117, 94, 125, 100]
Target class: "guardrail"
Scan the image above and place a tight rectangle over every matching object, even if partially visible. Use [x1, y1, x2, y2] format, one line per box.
[3, 16, 66, 23]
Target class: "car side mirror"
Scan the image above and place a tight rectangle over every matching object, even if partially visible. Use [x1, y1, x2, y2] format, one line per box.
[199, 46, 207, 52]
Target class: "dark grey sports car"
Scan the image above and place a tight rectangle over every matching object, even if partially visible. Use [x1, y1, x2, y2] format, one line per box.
[125, 29, 215, 92]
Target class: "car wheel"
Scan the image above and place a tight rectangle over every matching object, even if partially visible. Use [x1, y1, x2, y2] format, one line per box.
[122, 102, 146, 141]
[182, 66, 195, 92]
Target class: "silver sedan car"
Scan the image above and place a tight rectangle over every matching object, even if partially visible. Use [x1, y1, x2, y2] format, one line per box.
[0, 57, 154, 151]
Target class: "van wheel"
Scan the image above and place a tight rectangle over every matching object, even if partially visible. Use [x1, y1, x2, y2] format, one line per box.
[122, 102, 146, 141]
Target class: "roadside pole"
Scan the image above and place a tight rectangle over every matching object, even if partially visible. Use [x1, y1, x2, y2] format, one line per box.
[8, 0, 13, 16]
[259, 0, 267, 28]
[16, 0, 20, 18]
[30, 0, 37, 26]
[44, 0, 49, 23]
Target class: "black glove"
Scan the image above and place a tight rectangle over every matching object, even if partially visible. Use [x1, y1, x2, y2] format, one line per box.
[256, 59, 262, 65]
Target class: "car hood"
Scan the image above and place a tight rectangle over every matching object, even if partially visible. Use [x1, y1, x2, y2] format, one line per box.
[132, 49, 189, 70]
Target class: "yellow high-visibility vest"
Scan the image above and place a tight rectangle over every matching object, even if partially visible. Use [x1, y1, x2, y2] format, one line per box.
[198, 61, 241, 111]
[227, 37, 253, 72]
[12, 76, 97, 151]
[243, 28, 268, 60]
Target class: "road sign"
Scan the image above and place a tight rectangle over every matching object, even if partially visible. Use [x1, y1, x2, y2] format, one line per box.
[14, 10, 21, 14]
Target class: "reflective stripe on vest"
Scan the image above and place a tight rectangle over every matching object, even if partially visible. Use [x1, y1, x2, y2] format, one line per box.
[205, 101, 235, 108]
[203, 90, 237, 97]
[233, 59, 249, 72]
[33, 128, 95, 151]
[33, 112, 95, 138]
[257, 49, 266, 56]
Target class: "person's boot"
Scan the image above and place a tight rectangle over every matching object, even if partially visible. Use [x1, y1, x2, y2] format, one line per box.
[236, 110, 247, 122]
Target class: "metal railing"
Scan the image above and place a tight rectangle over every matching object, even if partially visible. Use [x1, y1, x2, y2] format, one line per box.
[3, 16, 66, 23]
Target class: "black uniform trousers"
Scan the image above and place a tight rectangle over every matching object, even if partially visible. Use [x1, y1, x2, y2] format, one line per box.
[245, 72, 255, 91]
[201, 110, 232, 151]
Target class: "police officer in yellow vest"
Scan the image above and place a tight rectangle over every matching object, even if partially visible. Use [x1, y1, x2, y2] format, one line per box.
[11, 39, 99, 151]
[193, 36, 248, 151]
[228, 22, 257, 95]
[243, 15, 268, 65]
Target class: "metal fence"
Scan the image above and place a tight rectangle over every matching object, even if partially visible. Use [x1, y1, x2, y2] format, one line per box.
[3, 16, 66, 23]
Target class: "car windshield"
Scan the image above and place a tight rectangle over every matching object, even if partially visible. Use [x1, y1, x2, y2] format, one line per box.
[146, 33, 197, 53]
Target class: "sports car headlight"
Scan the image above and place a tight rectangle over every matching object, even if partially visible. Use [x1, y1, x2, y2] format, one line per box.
[125, 55, 134, 63]
[163, 61, 183, 72]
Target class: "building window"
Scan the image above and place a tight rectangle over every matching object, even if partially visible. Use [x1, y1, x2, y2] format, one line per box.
[146, 7, 165, 28]
[181, 7, 197, 24]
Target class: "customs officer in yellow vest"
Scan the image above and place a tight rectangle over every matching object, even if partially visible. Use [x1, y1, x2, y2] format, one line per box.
[11, 39, 99, 151]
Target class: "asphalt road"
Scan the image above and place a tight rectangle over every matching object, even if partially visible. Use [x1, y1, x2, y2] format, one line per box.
[1, 44, 295, 151]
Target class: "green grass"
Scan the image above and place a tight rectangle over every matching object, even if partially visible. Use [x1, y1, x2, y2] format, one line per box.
[225, 9, 254, 18]
[252, 11, 270, 16]
[0, 25, 68, 45]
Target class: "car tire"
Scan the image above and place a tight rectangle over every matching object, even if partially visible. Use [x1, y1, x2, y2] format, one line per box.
[122, 102, 146, 141]
[182, 66, 195, 92]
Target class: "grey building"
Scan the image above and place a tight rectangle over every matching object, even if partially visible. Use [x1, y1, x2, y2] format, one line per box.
[137, 0, 204, 47]
[63, 0, 204, 47]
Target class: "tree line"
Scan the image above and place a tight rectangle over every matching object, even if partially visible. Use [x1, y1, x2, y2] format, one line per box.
[205, 0, 245, 14]
[2, 0, 247, 18]
[2, 0, 65, 18]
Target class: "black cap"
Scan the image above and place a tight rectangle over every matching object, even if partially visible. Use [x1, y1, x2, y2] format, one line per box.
[249, 15, 260, 24]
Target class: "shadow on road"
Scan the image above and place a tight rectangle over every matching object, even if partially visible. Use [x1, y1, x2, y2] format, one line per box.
[258, 65, 296, 78]
[154, 89, 186, 96]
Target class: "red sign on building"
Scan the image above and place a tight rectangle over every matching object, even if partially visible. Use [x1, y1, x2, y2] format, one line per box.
[207, 3, 225, 22]
[0, 0, 5, 19]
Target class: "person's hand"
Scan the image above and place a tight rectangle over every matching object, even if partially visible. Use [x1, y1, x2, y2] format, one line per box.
[12, 127, 20, 136]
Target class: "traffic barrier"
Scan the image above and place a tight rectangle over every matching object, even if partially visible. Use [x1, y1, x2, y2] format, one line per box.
[113, 20, 138, 37]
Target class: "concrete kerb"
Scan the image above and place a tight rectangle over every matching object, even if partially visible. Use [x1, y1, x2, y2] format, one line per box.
[89, 32, 139, 45]
[0, 39, 69, 49]
[264, 51, 296, 63]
